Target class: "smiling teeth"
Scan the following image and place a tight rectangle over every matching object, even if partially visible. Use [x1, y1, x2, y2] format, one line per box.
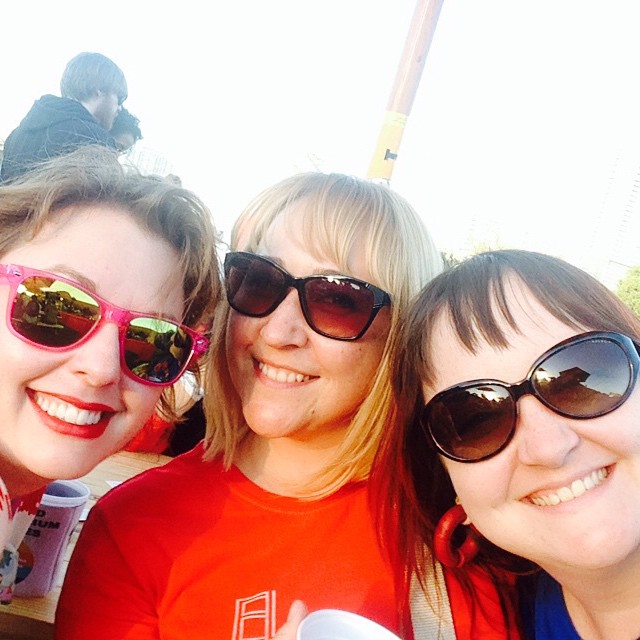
[34, 394, 102, 425]
[529, 468, 609, 506]
[258, 362, 310, 383]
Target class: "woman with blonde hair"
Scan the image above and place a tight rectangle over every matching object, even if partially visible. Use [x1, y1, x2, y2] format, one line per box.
[58, 172, 444, 639]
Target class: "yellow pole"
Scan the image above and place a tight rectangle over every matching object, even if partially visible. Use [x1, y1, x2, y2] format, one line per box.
[367, 0, 445, 182]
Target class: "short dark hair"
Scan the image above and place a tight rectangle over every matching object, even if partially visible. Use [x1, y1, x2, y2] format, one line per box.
[110, 108, 142, 142]
[60, 52, 128, 104]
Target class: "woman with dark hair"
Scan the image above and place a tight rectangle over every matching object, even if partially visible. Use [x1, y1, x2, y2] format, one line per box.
[376, 249, 640, 639]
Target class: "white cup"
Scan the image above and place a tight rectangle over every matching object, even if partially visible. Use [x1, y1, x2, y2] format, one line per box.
[297, 609, 401, 640]
[14, 479, 91, 597]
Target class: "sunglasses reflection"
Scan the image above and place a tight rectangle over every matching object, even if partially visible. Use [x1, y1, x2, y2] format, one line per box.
[127, 329, 189, 384]
[13, 286, 98, 346]
[12, 284, 189, 384]
[431, 341, 628, 461]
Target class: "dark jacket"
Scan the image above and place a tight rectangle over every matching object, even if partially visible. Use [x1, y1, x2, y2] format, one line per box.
[0, 95, 116, 182]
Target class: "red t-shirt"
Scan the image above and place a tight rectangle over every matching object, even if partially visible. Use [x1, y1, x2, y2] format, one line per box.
[56, 444, 400, 639]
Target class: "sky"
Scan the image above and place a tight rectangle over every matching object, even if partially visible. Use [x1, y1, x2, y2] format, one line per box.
[2, 1, 640, 274]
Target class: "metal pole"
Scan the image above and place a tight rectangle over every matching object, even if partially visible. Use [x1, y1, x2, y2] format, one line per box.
[367, 0, 445, 182]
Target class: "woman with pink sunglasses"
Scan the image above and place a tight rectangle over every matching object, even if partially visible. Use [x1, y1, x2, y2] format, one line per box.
[376, 249, 640, 639]
[0, 146, 220, 601]
[57, 172, 451, 639]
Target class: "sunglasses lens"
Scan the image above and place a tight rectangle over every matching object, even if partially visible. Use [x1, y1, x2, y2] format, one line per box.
[303, 278, 376, 339]
[124, 319, 193, 384]
[533, 337, 633, 417]
[427, 384, 515, 461]
[10, 276, 100, 346]
[225, 255, 284, 316]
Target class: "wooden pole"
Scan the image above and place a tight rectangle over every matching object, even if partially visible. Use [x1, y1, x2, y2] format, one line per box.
[367, 0, 445, 182]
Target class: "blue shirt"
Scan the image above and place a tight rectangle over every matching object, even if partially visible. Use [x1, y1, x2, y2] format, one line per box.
[522, 572, 581, 640]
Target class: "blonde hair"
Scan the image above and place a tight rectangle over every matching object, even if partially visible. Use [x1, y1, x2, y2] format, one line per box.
[203, 172, 442, 497]
[0, 146, 222, 420]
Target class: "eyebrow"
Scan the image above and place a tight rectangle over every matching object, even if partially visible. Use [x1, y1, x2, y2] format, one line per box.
[261, 255, 349, 278]
[49, 264, 182, 322]
[51, 264, 97, 291]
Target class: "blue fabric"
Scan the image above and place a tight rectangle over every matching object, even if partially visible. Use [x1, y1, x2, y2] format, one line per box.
[522, 572, 581, 640]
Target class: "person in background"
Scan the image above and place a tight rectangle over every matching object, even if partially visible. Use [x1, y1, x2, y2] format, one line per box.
[0, 145, 220, 601]
[376, 249, 640, 639]
[0, 52, 127, 182]
[110, 107, 143, 154]
[56, 172, 444, 639]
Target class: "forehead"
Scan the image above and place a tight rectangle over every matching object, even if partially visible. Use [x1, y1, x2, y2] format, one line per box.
[257, 202, 376, 283]
[2, 204, 184, 314]
[425, 285, 582, 396]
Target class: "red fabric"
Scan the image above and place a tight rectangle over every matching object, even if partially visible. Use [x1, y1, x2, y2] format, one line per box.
[123, 414, 174, 454]
[55, 444, 400, 639]
[445, 567, 522, 639]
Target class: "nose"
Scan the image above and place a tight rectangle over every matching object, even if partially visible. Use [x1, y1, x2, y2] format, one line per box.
[70, 323, 123, 387]
[259, 289, 310, 347]
[514, 395, 580, 467]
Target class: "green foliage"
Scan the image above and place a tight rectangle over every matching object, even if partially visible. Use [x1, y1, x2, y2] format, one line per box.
[441, 242, 507, 271]
[617, 266, 640, 316]
[441, 251, 461, 269]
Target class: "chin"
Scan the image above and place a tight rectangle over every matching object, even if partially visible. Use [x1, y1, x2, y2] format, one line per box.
[26, 450, 103, 485]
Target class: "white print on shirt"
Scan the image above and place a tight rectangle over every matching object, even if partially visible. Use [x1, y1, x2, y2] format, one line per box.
[232, 590, 277, 640]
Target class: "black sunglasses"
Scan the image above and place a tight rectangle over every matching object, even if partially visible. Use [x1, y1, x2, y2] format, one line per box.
[223, 251, 391, 340]
[422, 331, 639, 463]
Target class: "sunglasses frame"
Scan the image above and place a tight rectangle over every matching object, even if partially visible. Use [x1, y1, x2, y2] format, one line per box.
[224, 251, 391, 341]
[0, 263, 209, 387]
[422, 331, 640, 463]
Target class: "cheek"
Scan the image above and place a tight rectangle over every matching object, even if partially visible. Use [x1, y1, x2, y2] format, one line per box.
[324, 340, 385, 401]
[123, 386, 165, 435]
[225, 312, 256, 357]
[224, 314, 259, 390]
[225, 313, 242, 361]
[0, 321, 57, 379]
[445, 458, 509, 517]
[598, 392, 640, 451]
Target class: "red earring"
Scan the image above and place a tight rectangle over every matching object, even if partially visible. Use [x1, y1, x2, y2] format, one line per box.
[434, 503, 480, 568]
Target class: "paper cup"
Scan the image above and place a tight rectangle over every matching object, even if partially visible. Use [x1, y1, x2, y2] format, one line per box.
[14, 479, 91, 597]
[297, 609, 401, 640]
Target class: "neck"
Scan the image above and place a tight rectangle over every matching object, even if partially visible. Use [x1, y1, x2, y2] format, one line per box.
[234, 429, 346, 497]
[0, 459, 48, 498]
[548, 560, 640, 640]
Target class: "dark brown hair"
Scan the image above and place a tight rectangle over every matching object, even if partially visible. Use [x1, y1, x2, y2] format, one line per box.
[373, 249, 640, 635]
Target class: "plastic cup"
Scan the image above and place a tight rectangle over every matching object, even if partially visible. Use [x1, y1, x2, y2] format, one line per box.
[14, 479, 91, 597]
[297, 609, 401, 640]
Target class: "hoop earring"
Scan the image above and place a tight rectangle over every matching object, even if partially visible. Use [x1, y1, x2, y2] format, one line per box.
[434, 503, 479, 568]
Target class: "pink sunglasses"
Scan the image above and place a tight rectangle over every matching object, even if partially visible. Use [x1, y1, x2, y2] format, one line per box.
[1, 264, 208, 386]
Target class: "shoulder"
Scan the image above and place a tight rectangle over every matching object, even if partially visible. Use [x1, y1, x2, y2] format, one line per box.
[444, 566, 521, 639]
[93, 446, 225, 516]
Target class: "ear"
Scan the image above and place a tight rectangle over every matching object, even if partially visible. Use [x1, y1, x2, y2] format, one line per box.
[455, 496, 472, 525]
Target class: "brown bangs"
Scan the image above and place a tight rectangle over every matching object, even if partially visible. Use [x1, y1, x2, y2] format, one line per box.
[405, 250, 640, 391]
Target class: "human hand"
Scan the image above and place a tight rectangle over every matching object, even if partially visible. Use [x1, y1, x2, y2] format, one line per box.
[271, 600, 308, 640]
